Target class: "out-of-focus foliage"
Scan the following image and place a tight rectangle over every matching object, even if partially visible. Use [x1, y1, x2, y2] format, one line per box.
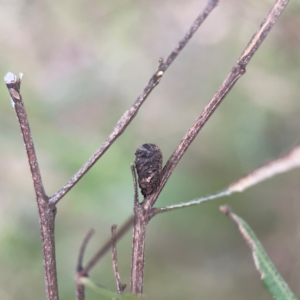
[0, 1, 300, 299]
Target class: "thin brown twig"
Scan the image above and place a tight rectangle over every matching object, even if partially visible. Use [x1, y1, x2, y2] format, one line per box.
[145, 0, 291, 211]
[79, 216, 133, 276]
[49, 0, 219, 206]
[75, 228, 95, 300]
[131, 164, 139, 205]
[4, 73, 58, 300]
[111, 225, 126, 293]
[161, 0, 219, 72]
[76, 228, 95, 273]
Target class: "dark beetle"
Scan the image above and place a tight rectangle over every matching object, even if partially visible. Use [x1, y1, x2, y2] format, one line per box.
[134, 143, 163, 197]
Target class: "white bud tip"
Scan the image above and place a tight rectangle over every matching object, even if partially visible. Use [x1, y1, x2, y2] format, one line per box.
[4, 72, 17, 84]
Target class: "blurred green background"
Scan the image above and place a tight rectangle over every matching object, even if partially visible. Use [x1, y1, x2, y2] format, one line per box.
[1, 0, 300, 299]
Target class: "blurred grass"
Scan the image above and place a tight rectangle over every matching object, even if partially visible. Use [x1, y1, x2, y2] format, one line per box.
[1, 0, 300, 299]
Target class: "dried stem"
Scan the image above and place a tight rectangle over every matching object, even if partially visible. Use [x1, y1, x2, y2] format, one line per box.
[75, 229, 95, 300]
[130, 162, 150, 295]
[131, 164, 139, 205]
[79, 216, 133, 276]
[76, 228, 95, 273]
[111, 225, 126, 293]
[152, 143, 300, 215]
[161, 0, 219, 71]
[144, 0, 291, 211]
[4, 73, 58, 300]
[130, 205, 149, 296]
[49, 0, 219, 206]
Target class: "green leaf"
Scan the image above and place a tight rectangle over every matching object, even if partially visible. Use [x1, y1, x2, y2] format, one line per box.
[80, 277, 141, 300]
[220, 205, 298, 300]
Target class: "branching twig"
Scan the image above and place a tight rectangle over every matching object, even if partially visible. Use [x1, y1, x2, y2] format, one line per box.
[77, 0, 291, 296]
[79, 216, 133, 276]
[111, 225, 126, 293]
[74, 138, 299, 283]
[75, 228, 95, 300]
[151, 143, 300, 215]
[4, 73, 58, 300]
[144, 0, 291, 211]
[76, 0, 219, 281]
[5, 1, 292, 299]
[130, 0, 290, 295]
[49, 0, 219, 206]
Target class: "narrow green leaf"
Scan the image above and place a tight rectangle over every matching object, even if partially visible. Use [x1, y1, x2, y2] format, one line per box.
[220, 205, 298, 300]
[80, 277, 141, 300]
